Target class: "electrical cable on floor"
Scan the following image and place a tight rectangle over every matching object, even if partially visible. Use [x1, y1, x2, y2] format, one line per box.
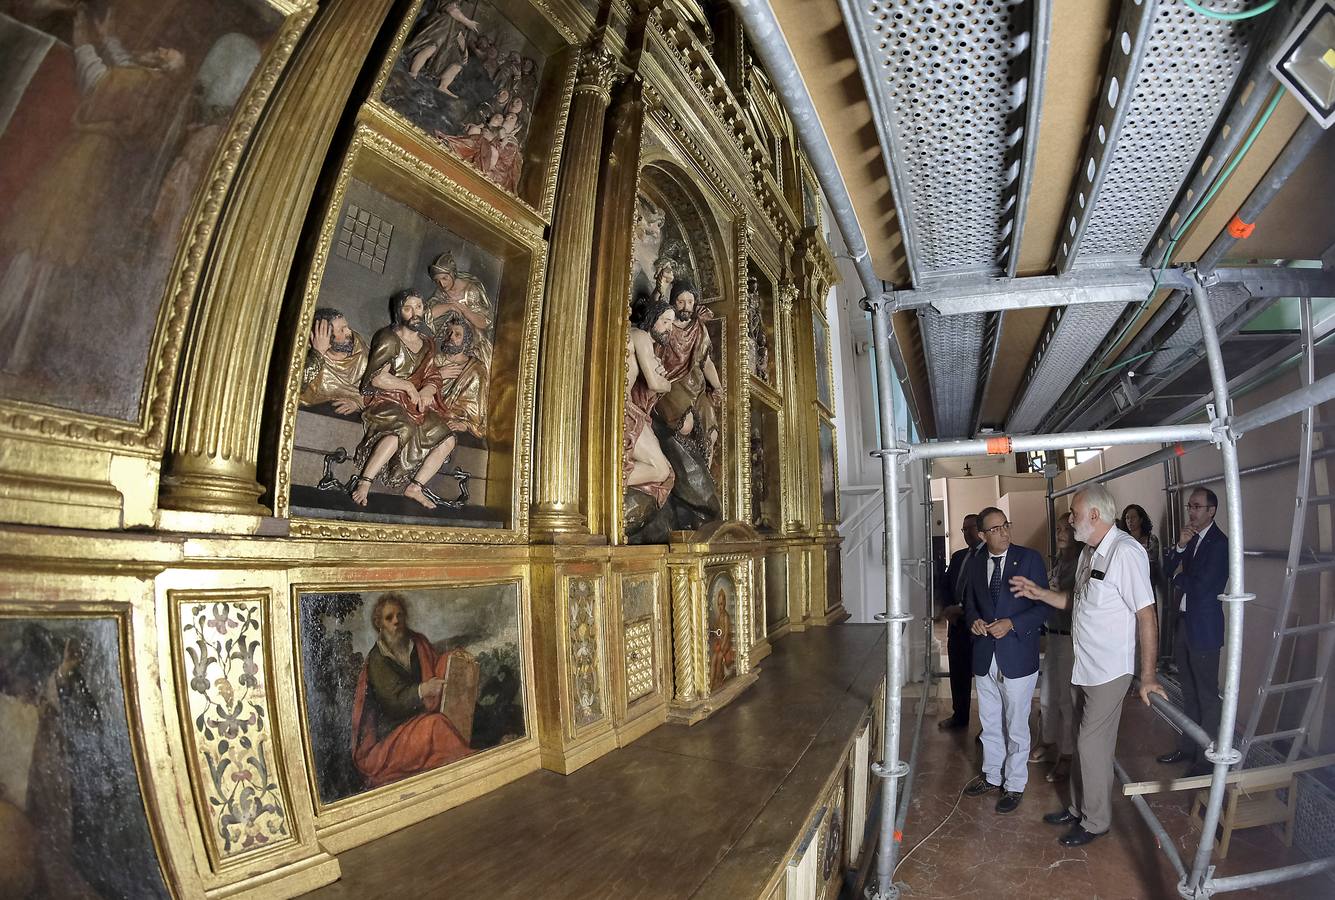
[891, 783, 967, 879]
[1184, 0, 1280, 22]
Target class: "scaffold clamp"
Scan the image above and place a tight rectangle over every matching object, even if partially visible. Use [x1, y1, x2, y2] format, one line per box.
[872, 760, 910, 779]
[1219, 592, 1255, 605]
[874, 612, 914, 624]
[1204, 746, 1242, 766]
[869, 447, 910, 458]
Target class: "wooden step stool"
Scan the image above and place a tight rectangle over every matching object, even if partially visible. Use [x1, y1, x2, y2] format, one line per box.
[1190, 772, 1298, 858]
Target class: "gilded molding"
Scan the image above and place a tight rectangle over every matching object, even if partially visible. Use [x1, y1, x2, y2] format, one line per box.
[566, 576, 605, 730]
[735, 223, 754, 528]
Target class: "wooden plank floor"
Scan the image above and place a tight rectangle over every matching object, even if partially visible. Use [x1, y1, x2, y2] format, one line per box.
[306, 624, 886, 900]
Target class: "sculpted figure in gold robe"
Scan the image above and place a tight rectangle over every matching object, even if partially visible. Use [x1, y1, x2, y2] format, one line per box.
[424, 251, 494, 374]
[299, 308, 369, 414]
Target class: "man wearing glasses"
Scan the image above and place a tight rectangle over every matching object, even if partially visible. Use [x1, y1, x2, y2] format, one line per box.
[960, 506, 1051, 814]
[937, 513, 985, 731]
[1157, 487, 1228, 776]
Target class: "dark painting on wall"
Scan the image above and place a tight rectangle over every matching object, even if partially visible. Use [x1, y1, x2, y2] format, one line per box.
[749, 400, 781, 533]
[298, 583, 525, 805]
[819, 420, 837, 523]
[381, 0, 546, 193]
[813, 311, 832, 410]
[291, 178, 511, 528]
[0, 616, 169, 899]
[0, 0, 283, 421]
[623, 188, 725, 544]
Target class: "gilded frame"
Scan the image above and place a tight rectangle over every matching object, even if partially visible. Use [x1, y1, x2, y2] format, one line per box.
[812, 302, 836, 420]
[700, 552, 754, 693]
[555, 567, 611, 741]
[0, 574, 199, 900]
[273, 124, 547, 544]
[745, 240, 787, 405]
[362, 0, 582, 225]
[0, 0, 318, 528]
[286, 567, 539, 843]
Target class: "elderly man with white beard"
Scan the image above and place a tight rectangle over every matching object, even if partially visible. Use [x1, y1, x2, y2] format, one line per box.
[1009, 483, 1166, 848]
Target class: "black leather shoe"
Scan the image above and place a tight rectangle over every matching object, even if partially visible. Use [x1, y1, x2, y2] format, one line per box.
[937, 716, 967, 732]
[1156, 750, 1189, 765]
[1059, 825, 1106, 847]
[1043, 809, 1079, 826]
[996, 791, 1023, 814]
[963, 774, 1000, 797]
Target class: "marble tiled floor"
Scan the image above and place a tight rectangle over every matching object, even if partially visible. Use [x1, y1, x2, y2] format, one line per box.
[892, 678, 1329, 899]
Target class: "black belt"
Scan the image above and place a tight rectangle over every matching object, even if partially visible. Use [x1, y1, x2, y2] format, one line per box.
[1046, 629, 1071, 635]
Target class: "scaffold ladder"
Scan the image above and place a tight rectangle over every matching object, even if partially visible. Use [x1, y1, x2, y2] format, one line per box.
[1239, 298, 1335, 764]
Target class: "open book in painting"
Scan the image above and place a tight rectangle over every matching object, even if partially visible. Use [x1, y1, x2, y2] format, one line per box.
[439, 652, 481, 745]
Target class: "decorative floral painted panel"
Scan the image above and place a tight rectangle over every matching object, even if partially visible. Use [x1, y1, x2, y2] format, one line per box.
[566, 577, 603, 729]
[180, 599, 291, 860]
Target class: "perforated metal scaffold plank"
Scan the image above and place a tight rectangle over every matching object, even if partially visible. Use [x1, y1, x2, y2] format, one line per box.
[1062, 0, 1258, 269]
[919, 311, 988, 438]
[1007, 301, 1128, 433]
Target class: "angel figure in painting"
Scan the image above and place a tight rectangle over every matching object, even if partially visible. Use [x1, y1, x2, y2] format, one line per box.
[405, 0, 481, 96]
[351, 593, 477, 789]
[350, 289, 474, 510]
[299, 307, 369, 413]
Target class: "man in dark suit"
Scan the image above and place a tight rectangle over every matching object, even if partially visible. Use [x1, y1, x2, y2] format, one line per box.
[937, 513, 983, 731]
[1158, 487, 1228, 776]
[961, 506, 1052, 814]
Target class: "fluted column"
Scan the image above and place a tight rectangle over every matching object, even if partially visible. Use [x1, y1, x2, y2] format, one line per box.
[777, 280, 806, 534]
[159, 0, 397, 516]
[529, 37, 620, 539]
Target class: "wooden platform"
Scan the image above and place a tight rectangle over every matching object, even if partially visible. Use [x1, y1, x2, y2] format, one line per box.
[305, 624, 886, 900]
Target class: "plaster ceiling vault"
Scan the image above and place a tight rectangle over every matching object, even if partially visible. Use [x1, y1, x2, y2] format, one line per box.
[767, 0, 1335, 440]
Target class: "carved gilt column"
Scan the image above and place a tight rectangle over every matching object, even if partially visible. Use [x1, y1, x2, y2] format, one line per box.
[159, 0, 397, 516]
[583, 69, 646, 538]
[777, 279, 805, 534]
[529, 37, 620, 539]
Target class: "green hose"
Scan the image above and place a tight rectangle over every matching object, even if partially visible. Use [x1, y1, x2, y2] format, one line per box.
[1184, 0, 1280, 22]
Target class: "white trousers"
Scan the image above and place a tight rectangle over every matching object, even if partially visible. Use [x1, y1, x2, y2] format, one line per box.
[975, 656, 1039, 792]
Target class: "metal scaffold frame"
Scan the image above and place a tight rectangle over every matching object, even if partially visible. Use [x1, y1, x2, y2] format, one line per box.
[729, 3, 1333, 897]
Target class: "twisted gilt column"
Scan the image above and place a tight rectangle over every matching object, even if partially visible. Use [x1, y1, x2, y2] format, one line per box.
[529, 37, 620, 538]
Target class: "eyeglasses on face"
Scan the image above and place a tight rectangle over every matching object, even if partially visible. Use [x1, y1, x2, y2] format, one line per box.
[1185, 503, 1215, 511]
[982, 521, 1011, 535]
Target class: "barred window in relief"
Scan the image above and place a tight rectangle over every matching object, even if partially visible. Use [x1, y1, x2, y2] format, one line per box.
[335, 203, 393, 274]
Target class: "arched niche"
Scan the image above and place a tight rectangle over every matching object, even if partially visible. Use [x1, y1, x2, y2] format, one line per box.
[622, 158, 736, 545]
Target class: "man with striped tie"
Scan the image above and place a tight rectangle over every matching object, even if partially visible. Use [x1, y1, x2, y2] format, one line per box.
[961, 506, 1052, 814]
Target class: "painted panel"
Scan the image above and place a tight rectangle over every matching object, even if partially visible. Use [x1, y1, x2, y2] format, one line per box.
[566, 576, 603, 729]
[704, 569, 738, 691]
[0, 1, 286, 421]
[0, 614, 170, 898]
[298, 583, 525, 805]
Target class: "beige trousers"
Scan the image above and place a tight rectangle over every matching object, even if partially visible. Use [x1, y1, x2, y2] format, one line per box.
[1066, 674, 1132, 834]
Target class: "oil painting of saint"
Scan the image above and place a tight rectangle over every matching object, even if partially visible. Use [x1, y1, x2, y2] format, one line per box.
[380, 0, 545, 194]
[706, 573, 737, 690]
[288, 179, 509, 530]
[623, 188, 725, 544]
[0, 616, 170, 899]
[0, 0, 283, 421]
[299, 584, 526, 805]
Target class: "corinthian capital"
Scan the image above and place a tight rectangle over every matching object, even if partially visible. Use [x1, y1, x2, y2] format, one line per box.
[777, 280, 799, 312]
[576, 38, 620, 101]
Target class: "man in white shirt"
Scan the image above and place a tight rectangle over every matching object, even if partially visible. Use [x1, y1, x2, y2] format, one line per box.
[1010, 483, 1165, 847]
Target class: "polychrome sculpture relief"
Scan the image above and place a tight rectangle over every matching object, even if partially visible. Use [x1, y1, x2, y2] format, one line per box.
[623, 187, 725, 544]
[745, 270, 775, 386]
[0, 0, 283, 421]
[291, 179, 507, 528]
[381, 0, 545, 193]
[0, 616, 169, 898]
[298, 584, 524, 805]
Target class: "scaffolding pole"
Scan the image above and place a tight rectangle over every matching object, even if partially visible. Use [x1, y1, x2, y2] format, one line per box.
[866, 297, 911, 900]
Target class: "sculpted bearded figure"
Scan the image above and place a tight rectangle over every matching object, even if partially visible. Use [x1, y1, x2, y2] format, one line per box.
[351, 290, 478, 510]
[299, 307, 368, 413]
[424, 251, 495, 373]
[655, 279, 725, 467]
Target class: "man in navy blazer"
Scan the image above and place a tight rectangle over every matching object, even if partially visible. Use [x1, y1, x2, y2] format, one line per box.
[961, 506, 1052, 814]
[1158, 487, 1228, 775]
